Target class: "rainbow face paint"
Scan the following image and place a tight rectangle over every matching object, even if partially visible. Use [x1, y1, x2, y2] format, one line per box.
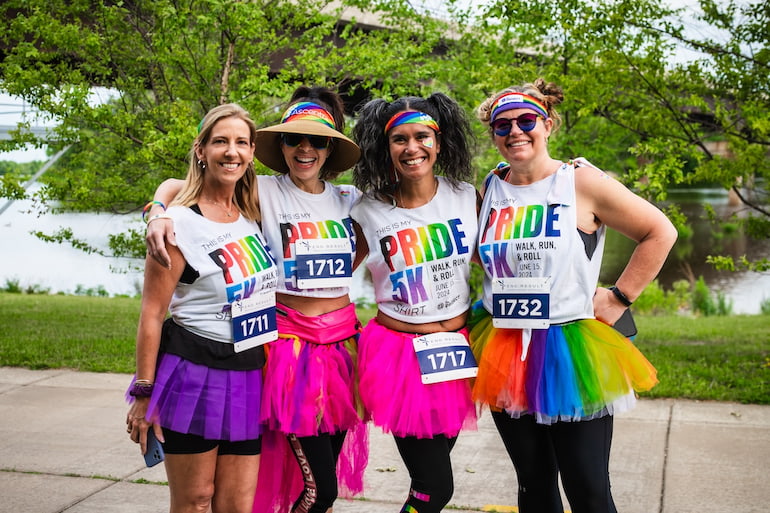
[280, 101, 336, 129]
[490, 92, 549, 123]
[384, 110, 440, 134]
[422, 137, 434, 148]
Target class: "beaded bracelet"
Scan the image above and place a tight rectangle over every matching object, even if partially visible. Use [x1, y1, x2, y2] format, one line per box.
[609, 286, 633, 307]
[129, 380, 154, 398]
[142, 200, 167, 223]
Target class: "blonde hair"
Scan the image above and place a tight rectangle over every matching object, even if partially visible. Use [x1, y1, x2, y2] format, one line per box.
[477, 78, 565, 137]
[172, 104, 260, 221]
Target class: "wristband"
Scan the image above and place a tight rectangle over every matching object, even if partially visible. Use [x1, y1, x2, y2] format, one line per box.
[609, 286, 633, 307]
[129, 381, 154, 398]
[147, 213, 172, 225]
[142, 200, 167, 223]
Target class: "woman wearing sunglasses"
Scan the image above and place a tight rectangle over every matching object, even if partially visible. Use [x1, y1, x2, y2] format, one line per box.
[471, 79, 677, 513]
[349, 93, 478, 513]
[145, 86, 367, 513]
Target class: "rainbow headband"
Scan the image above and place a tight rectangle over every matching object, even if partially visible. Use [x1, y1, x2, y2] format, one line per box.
[280, 102, 336, 129]
[490, 92, 548, 123]
[384, 111, 440, 134]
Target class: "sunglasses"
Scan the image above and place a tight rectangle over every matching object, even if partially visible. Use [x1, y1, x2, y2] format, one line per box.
[490, 113, 541, 137]
[281, 133, 330, 149]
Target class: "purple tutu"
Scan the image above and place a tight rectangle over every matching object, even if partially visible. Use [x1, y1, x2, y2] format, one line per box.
[128, 352, 263, 441]
[358, 319, 478, 438]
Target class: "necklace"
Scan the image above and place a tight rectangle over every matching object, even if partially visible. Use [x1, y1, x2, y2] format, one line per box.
[203, 197, 233, 217]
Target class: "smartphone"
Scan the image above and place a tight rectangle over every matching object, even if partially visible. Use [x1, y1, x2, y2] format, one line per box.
[143, 429, 165, 467]
[613, 308, 638, 338]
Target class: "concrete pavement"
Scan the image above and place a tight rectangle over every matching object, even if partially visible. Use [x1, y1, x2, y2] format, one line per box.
[0, 366, 768, 513]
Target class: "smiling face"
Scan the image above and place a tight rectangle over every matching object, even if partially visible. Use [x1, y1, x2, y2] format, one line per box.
[196, 116, 255, 187]
[387, 121, 440, 182]
[280, 134, 330, 185]
[493, 107, 552, 164]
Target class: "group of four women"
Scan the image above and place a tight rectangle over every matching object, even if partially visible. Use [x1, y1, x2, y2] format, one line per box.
[125, 80, 677, 513]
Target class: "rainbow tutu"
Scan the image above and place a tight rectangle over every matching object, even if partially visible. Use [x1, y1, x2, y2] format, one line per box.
[129, 352, 263, 441]
[358, 319, 478, 438]
[469, 302, 657, 424]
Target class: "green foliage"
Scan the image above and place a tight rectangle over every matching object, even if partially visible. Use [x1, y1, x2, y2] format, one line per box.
[456, 0, 770, 259]
[691, 275, 733, 316]
[0, 0, 768, 269]
[0, 0, 453, 246]
[468, 262, 485, 303]
[633, 279, 690, 315]
[2, 278, 22, 293]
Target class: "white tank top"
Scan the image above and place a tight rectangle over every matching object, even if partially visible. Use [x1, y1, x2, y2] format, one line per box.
[257, 174, 361, 298]
[477, 160, 605, 324]
[168, 206, 277, 343]
[351, 177, 478, 323]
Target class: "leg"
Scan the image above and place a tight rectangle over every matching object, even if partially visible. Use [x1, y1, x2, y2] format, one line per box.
[393, 434, 456, 513]
[289, 432, 347, 513]
[164, 451, 218, 513]
[491, 411, 563, 513]
[552, 415, 617, 513]
[211, 453, 260, 513]
[162, 428, 220, 513]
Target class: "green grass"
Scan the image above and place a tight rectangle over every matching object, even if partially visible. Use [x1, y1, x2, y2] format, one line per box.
[1, 293, 140, 373]
[634, 315, 769, 404]
[1, 293, 767, 404]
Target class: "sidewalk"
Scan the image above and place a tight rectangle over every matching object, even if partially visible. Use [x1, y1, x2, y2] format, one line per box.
[0, 367, 768, 513]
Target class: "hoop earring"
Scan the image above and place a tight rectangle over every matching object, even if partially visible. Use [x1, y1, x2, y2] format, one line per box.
[197, 159, 206, 170]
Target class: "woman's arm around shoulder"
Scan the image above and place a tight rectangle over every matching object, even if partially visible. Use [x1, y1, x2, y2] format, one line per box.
[145, 179, 185, 269]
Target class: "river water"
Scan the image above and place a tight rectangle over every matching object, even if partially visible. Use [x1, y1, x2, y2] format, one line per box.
[1, 187, 767, 313]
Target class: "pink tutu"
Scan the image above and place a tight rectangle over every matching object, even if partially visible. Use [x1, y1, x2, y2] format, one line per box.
[358, 319, 477, 438]
[254, 302, 368, 512]
[259, 302, 364, 436]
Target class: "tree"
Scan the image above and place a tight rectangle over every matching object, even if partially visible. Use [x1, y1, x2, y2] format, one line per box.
[1, 0, 767, 273]
[434, 0, 769, 272]
[0, 0, 452, 258]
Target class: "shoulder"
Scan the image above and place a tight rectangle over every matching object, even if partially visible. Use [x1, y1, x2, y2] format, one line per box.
[256, 174, 279, 187]
[441, 178, 477, 198]
[329, 182, 362, 203]
[479, 166, 504, 196]
[572, 158, 626, 195]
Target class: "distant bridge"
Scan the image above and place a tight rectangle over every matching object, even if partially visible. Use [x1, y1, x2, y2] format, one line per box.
[0, 124, 54, 140]
[0, 115, 69, 216]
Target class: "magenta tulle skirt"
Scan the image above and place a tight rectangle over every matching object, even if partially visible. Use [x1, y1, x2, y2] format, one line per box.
[254, 302, 368, 513]
[468, 302, 658, 425]
[253, 423, 369, 513]
[126, 352, 263, 441]
[358, 318, 478, 439]
[259, 303, 364, 436]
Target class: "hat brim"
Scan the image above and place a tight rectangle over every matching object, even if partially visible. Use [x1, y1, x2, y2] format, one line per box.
[254, 119, 361, 174]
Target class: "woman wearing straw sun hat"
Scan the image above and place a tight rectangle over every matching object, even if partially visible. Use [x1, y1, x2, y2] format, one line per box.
[146, 86, 368, 513]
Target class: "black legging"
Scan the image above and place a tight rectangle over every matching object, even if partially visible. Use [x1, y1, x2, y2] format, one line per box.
[491, 411, 618, 513]
[394, 434, 458, 513]
[287, 431, 347, 513]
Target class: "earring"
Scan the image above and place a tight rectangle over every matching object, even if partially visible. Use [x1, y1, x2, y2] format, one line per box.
[197, 159, 206, 169]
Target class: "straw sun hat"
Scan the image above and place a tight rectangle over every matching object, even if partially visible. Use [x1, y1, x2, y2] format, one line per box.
[253, 101, 360, 173]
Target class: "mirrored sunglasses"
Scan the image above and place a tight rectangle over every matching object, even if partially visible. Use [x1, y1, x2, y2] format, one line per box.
[491, 113, 540, 137]
[281, 133, 330, 149]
